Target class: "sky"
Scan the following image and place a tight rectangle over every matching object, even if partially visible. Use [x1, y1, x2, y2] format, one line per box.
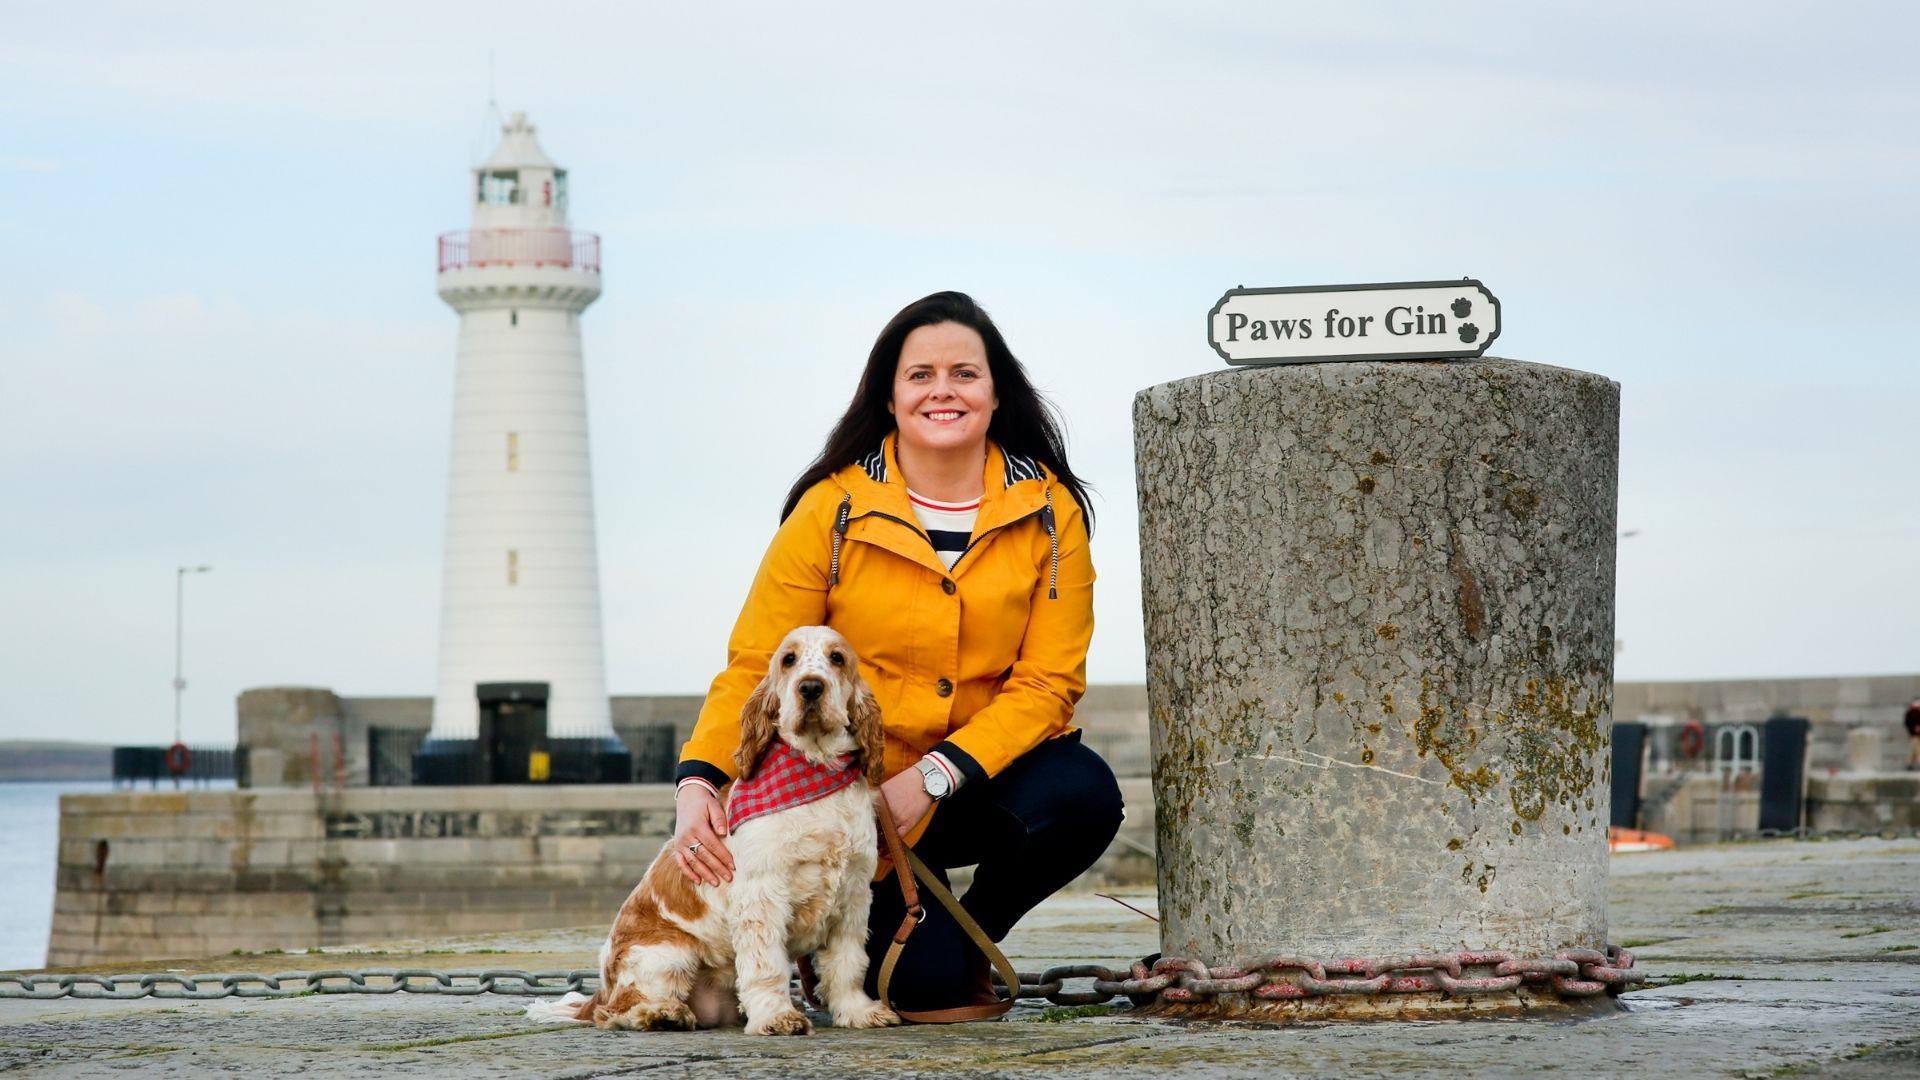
[1, 2, 1915, 746]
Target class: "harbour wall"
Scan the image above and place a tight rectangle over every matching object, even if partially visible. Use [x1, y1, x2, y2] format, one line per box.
[44, 674, 1914, 967]
[234, 675, 1914, 788]
[46, 779, 1155, 968]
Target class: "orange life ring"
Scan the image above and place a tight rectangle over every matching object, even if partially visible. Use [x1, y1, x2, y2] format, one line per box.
[165, 742, 193, 775]
[1677, 719, 1706, 760]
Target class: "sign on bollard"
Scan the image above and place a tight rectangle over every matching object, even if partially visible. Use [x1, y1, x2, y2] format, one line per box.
[1208, 279, 1500, 365]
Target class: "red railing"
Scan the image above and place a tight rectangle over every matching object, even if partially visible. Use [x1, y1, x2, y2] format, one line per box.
[437, 229, 600, 273]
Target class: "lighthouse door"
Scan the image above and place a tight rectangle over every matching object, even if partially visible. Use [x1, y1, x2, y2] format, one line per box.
[475, 682, 550, 784]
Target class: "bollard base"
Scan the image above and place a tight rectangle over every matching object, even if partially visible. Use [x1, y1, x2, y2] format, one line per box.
[1136, 988, 1624, 1025]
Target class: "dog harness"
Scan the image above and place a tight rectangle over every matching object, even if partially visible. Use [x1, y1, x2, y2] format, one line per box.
[727, 740, 862, 831]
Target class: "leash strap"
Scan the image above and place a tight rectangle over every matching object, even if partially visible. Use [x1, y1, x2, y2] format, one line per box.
[873, 798, 1018, 1023]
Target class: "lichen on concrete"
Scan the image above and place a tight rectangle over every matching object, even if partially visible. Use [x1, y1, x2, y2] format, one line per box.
[1134, 357, 1620, 960]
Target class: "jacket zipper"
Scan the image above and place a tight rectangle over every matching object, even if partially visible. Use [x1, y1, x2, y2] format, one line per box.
[840, 499, 1060, 598]
[946, 508, 1042, 577]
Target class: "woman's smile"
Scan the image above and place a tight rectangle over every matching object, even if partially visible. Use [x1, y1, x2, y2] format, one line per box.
[892, 322, 998, 457]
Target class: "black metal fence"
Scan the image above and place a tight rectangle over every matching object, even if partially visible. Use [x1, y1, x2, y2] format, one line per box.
[111, 746, 243, 787]
[366, 724, 680, 785]
[618, 724, 678, 783]
[368, 728, 426, 787]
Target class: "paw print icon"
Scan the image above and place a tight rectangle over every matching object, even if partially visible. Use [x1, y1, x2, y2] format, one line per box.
[1458, 323, 1480, 343]
[1451, 298, 1472, 318]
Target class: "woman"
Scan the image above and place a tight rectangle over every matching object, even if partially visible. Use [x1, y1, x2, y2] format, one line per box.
[670, 290, 1124, 1013]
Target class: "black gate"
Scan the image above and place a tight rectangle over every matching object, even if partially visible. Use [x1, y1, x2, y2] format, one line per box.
[1610, 721, 1646, 829]
[1759, 716, 1811, 833]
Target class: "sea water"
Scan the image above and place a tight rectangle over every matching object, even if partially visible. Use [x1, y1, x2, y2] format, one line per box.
[0, 780, 230, 971]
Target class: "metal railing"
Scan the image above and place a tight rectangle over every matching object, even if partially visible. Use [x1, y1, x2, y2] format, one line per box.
[111, 746, 242, 787]
[367, 724, 675, 785]
[368, 728, 426, 787]
[616, 724, 678, 784]
[437, 229, 600, 273]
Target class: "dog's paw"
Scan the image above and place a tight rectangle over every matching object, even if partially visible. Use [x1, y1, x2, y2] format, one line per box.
[834, 1000, 901, 1029]
[747, 1008, 813, 1036]
[597, 1001, 695, 1031]
[639, 1002, 699, 1032]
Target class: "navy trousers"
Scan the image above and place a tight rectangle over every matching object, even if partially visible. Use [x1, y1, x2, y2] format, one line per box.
[862, 735, 1125, 1009]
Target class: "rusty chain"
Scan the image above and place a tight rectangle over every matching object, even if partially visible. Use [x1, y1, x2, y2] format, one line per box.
[0, 946, 1642, 1005]
[998, 944, 1644, 1006]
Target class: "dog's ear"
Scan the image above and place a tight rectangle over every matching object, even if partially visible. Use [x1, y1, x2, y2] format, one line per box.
[849, 678, 887, 786]
[735, 671, 781, 780]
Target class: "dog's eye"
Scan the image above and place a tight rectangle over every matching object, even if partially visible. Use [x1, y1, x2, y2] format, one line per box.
[829, 651, 845, 667]
[781, 652, 797, 668]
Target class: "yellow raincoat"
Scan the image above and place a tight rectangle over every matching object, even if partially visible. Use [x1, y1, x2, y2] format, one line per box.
[677, 436, 1095, 841]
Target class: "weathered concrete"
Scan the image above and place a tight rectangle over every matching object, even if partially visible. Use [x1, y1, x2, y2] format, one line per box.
[7, 840, 1920, 1077]
[1135, 359, 1619, 961]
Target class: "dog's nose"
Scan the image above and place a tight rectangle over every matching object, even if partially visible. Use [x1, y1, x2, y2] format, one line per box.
[797, 677, 825, 702]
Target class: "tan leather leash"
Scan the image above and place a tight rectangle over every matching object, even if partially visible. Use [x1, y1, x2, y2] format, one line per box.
[872, 797, 1020, 1023]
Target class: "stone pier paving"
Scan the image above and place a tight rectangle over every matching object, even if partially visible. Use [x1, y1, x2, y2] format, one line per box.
[5, 838, 1919, 1077]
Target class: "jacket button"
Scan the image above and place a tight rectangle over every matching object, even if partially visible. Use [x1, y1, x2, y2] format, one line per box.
[936, 678, 954, 698]
[941, 579, 956, 595]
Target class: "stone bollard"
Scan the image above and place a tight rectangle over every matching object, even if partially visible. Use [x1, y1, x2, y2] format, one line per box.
[1134, 357, 1619, 1019]
[1844, 727, 1884, 773]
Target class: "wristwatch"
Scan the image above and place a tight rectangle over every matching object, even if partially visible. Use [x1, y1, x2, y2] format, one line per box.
[913, 757, 953, 802]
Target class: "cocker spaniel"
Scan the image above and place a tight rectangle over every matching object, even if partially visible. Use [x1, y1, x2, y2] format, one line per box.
[534, 626, 900, 1035]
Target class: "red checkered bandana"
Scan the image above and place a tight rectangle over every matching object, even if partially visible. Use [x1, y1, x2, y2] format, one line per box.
[728, 740, 862, 831]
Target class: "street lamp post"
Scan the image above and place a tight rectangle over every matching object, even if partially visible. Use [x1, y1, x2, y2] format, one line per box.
[173, 565, 212, 745]
[1615, 530, 1640, 656]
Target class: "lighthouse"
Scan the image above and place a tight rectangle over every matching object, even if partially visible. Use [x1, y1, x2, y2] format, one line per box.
[414, 112, 628, 784]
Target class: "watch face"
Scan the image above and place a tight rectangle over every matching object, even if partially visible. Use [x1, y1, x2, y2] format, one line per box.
[921, 762, 950, 798]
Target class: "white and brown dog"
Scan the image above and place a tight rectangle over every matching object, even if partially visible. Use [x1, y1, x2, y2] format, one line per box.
[535, 626, 901, 1035]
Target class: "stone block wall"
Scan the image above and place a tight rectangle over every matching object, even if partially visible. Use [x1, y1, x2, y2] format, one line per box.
[1616, 674, 1920, 772]
[1807, 775, 1920, 833]
[49, 786, 670, 967]
[48, 779, 1155, 967]
[1638, 773, 1920, 844]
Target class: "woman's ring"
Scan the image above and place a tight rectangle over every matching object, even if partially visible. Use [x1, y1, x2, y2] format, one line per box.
[687, 841, 703, 855]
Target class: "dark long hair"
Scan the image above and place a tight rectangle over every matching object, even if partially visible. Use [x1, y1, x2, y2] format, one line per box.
[780, 291, 1094, 537]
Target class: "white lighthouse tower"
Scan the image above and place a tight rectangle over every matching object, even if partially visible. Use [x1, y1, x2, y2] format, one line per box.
[416, 112, 626, 783]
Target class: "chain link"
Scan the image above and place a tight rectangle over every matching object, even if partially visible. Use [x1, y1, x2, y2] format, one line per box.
[0, 969, 595, 1002]
[1, 947, 1643, 1007]
[1742, 826, 1920, 842]
[1000, 945, 1644, 1007]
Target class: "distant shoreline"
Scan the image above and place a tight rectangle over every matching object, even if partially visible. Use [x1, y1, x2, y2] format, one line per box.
[0, 741, 113, 782]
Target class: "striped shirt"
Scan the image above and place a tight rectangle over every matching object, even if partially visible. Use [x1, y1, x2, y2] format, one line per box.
[908, 489, 979, 570]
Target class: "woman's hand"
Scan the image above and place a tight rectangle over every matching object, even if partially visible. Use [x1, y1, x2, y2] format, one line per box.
[672, 784, 734, 886]
[879, 770, 934, 838]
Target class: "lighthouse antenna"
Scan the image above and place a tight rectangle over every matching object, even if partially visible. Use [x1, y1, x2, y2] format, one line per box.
[487, 50, 500, 119]
[470, 52, 508, 167]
